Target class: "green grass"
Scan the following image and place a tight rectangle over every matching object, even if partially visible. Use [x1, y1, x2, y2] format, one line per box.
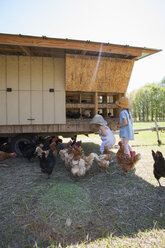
[133, 121, 165, 130]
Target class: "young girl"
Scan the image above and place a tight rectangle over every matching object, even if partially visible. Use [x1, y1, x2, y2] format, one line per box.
[90, 114, 116, 154]
[115, 96, 135, 157]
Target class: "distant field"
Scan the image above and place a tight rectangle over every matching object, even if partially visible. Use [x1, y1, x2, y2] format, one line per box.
[133, 121, 165, 130]
[133, 121, 165, 146]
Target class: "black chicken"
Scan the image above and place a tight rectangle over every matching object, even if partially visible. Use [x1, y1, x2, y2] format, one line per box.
[36, 143, 56, 178]
[152, 150, 165, 186]
[40, 136, 53, 150]
[19, 141, 37, 161]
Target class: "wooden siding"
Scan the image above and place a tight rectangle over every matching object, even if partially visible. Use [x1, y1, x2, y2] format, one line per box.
[0, 55, 65, 125]
[66, 54, 134, 93]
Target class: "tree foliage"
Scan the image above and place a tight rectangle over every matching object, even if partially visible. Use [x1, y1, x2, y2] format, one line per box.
[128, 77, 165, 121]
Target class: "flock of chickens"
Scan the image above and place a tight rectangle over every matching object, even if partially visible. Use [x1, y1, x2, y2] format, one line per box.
[58, 140, 111, 177]
[0, 136, 165, 186]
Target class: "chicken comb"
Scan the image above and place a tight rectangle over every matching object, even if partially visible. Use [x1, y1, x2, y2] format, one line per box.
[12, 152, 17, 157]
[156, 151, 160, 157]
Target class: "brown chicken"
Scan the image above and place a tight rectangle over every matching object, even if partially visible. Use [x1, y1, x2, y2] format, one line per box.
[0, 151, 16, 166]
[0, 151, 16, 161]
[116, 141, 140, 172]
[69, 145, 95, 177]
[50, 142, 57, 157]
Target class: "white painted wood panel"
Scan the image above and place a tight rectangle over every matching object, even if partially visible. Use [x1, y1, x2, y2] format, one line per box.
[31, 91, 43, 124]
[31, 57, 42, 90]
[43, 91, 54, 124]
[19, 91, 31, 124]
[43, 57, 54, 91]
[0, 55, 66, 126]
[19, 56, 31, 90]
[55, 91, 66, 124]
[0, 55, 6, 90]
[54, 58, 65, 90]
[6, 91, 19, 124]
[6, 56, 18, 90]
[0, 91, 7, 124]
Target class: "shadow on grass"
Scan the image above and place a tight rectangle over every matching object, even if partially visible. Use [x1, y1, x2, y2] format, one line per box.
[0, 142, 165, 247]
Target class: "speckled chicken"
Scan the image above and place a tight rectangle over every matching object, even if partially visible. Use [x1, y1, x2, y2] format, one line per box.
[116, 141, 140, 172]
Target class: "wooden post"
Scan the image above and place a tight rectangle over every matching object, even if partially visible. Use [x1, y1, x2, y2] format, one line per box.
[94, 92, 98, 115]
[155, 120, 161, 146]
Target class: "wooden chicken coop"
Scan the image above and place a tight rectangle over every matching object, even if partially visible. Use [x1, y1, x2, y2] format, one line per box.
[0, 33, 161, 153]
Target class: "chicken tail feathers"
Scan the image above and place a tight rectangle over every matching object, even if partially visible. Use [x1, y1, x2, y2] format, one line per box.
[133, 153, 141, 164]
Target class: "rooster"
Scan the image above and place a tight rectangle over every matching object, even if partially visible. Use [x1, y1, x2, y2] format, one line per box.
[152, 150, 165, 186]
[116, 141, 140, 172]
[93, 146, 111, 170]
[0, 151, 16, 167]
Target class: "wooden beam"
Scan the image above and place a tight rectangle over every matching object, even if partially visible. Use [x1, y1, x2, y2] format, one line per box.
[81, 50, 87, 55]
[0, 34, 160, 59]
[20, 46, 33, 56]
[0, 47, 21, 53]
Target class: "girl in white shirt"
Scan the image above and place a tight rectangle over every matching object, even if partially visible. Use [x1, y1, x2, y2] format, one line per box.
[90, 114, 116, 154]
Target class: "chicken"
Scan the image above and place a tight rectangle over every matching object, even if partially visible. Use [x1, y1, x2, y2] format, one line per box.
[116, 141, 140, 172]
[70, 146, 86, 176]
[52, 136, 64, 151]
[0, 151, 16, 166]
[0, 151, 16, 161]
[69, 145, 95, 176]
[50, 142, 57, 157]
[18, 141, 36, 161]
[83, 152, 95, 171]
[82, 109, 91, 118]
[152, 150, 165, 186]
[35, 146, 44, 157]
[59, 139, 94, 177]
[59, 140, 74, 168]
[93, 146, 111, 170]
[35, 143, 57, 178]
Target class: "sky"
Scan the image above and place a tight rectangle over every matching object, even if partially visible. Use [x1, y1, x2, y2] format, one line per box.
[0, 0, 165, 93]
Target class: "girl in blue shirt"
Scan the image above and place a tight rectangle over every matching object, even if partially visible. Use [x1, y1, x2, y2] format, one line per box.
[116, 96, 135, 157]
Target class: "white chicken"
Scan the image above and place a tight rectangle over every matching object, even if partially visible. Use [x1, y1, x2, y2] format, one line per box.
[93, 146, 111, 170]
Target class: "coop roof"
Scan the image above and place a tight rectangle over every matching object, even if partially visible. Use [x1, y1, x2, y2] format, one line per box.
[0, 33, 161, 60]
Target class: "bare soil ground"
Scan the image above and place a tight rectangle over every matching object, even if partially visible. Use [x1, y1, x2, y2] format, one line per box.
[0, 139, 165, 248]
